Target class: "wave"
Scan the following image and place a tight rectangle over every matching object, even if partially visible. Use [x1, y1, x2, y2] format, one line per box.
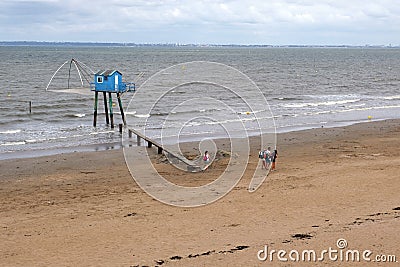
[64, 113, 86, 118]
[130, 108, 227, 118]
[305, 94, 360, 100]
[0, 129, 22, 134]
[177, 104, 400, 122]
[297, 104, 400, 117]
[382, 95, 400, 100]
[74, 113, 86, 118]
[281, 99, 361, 108]
[89, 130, 115, 135]
[272, 97, 304, 101]
[134, 114, 151, 118]
[1, 128, 119, 148]
[1, 141, 26, 146]
[25, 138, 46, 143]
[335, 104, 400, 113]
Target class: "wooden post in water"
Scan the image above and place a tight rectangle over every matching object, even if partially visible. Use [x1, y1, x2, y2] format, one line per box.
[103, 92, 109, 125]
[29, 101, 32, 114]
[137, 135, 141, 146]
[128, 129, 132, 138]
[119, 123, 123, 133]
[93, 91, 99, 127]
[117, 93, 126, 125]
[108, 92, 114, 128]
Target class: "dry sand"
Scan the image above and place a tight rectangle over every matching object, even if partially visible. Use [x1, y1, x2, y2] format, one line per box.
[0, 119, 399, 266]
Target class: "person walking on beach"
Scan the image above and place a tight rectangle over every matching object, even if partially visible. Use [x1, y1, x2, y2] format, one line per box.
[265, 147, 272, 169]
[271, 149, 278, 171]
[203, 150, 210, 162]
[259, 149, 266, 169]
[260, 147, 271, 169]
[260, 148, 268, 169]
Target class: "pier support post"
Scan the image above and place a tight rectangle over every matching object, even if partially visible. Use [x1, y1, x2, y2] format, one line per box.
[158, 147, 163, 154]
[137, 135, 141, 146]
[93, 91, 99, 127]
[128, 129, 132, 138]
[108, 92, 114, 128]
[147, 142, 152, 148]
[117, 93, 126, 125]
[119, 123, 123, 133]
[103, 92, 109, 125]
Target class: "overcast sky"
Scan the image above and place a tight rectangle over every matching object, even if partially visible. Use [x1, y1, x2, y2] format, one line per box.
[1, 0, 399, 45]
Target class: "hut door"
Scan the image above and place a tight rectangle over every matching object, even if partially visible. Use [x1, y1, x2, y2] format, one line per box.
[115, 75, 119, 90]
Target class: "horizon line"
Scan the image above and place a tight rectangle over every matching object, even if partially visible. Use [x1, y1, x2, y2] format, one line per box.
[0, 41, 398, 48]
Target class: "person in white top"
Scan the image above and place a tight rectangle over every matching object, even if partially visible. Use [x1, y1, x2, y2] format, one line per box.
[265, 147, 271, 169]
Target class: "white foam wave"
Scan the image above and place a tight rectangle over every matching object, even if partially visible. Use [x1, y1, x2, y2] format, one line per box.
[383, 95, 400, 100]
[282, 99, 361, 108]
[335, 105, 400, 113]
[134, 114, 150, 118]
[0, 129, 22, 134]
[25, 138, 46, 143]
[1, 141, 26, 146]
[305, 94, 360, 100]
[300, 104, 400, 116]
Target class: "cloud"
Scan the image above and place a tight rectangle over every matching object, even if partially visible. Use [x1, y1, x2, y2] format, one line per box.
[0, 0, 399, 44]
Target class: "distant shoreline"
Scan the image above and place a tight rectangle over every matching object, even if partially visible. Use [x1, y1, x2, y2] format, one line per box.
[0, 41, 398, 48]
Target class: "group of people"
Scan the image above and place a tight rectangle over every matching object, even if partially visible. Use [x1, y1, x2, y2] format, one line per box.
[203, 148, 278, 171]
[259, 147, 278, 171]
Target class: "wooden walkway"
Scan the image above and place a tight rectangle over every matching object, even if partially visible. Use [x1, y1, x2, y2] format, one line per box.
[127, 127, 204, 172]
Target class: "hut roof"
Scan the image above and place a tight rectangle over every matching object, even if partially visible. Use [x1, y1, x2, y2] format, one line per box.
[95, 70, 122, 76]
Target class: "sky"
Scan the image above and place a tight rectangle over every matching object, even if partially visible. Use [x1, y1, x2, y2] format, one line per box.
[1, 0, 399, 45]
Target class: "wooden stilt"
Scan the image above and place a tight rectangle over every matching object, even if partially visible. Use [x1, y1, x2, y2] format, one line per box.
[103, 92, 109, 125]
[137, 135, 141, 146]
[117, 93, 126, 125]
[93, 91, 99, 127]
[147, 141, 153, 148]
[108, 92, 114, 128]
[67, 60, 73, 89]
[158, 147, 163, 154]
[119, 123, 123, 133]
[129, 129, 132, 138]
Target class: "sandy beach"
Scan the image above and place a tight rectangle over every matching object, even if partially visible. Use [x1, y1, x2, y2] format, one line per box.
[0, 119, 399, 266]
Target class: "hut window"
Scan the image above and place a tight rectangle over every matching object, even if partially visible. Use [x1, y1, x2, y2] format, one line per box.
[97, 76, 103, 83]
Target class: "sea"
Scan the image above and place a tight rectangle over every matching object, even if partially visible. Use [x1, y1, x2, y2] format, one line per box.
[1, 46, 400, 159]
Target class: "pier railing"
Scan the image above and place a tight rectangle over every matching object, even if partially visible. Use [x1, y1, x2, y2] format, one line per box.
[89, 82, 135, 93]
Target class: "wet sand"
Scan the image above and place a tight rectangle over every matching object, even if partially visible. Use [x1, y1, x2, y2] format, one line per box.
[0, 119, 399, 266]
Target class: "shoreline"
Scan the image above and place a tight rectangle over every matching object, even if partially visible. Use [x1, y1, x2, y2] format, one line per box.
[0, 118, 399, 266]
[0, 117, 392, 161]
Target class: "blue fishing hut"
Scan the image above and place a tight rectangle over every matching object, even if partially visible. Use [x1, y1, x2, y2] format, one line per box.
[93, 70, 133, 93]
[90, 70, 135, 128]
